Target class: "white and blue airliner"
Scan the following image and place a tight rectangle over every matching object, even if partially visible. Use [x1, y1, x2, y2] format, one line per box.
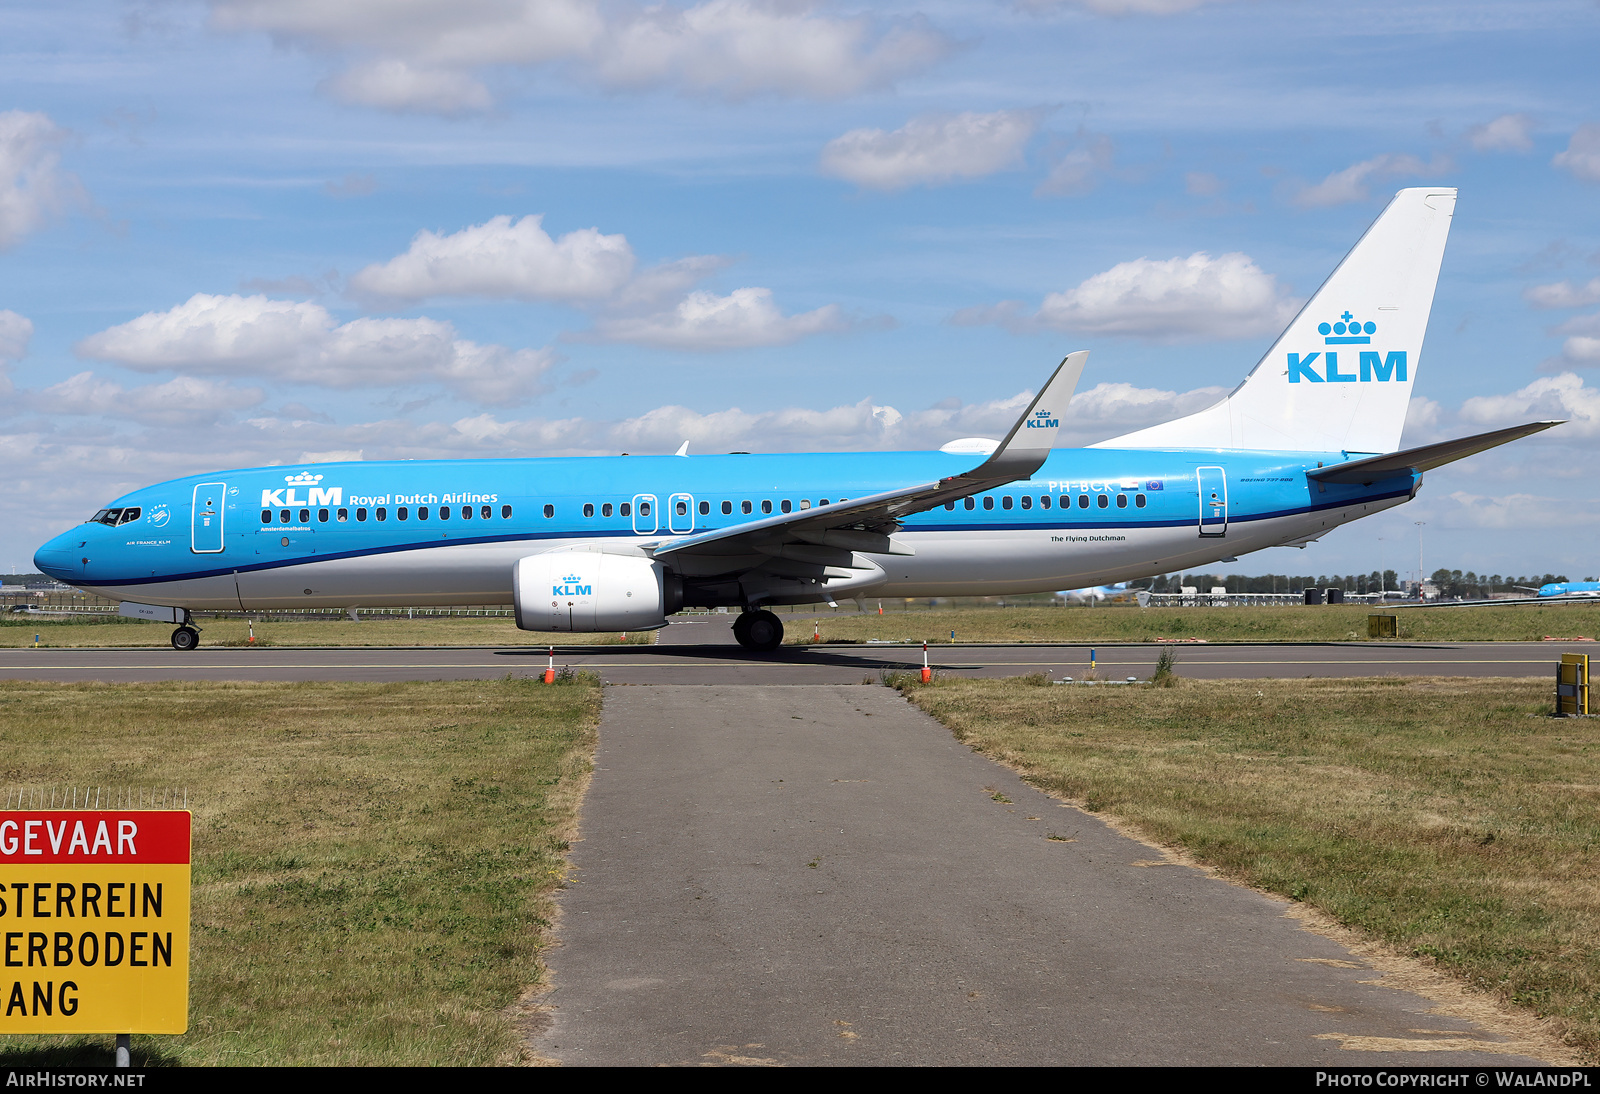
[33, 188, 1561, 651]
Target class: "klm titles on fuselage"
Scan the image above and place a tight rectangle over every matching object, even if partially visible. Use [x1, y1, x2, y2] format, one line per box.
[1287, 311, 1407, 384]
[257, 470, 501, 510]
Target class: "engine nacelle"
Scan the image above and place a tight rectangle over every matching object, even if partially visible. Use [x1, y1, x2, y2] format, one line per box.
[513, 552, 674, 632]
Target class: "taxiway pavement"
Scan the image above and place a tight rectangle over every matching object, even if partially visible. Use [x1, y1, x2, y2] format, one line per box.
[538, 684, 1549, 1065]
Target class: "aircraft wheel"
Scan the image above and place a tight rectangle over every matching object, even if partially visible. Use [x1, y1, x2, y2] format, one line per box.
[733, 609, 783, 652]
[171, 626, 200, 651]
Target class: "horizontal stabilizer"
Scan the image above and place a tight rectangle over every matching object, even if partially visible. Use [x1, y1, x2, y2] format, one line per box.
[1306, 420, 1563, 484]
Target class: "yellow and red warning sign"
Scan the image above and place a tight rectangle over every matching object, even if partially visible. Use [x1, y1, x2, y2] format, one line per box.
[0, 810, 190, 1033]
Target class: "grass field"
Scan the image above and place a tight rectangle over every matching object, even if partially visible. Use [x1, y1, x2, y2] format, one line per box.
[786, 603, 1600, 645]
[0, 615, 653, 648]
[0, 677, 600, 1066]
[893, 673, 1600, 1059]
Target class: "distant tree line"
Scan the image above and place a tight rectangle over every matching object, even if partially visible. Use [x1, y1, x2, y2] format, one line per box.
[1147, 570, 1594, 597]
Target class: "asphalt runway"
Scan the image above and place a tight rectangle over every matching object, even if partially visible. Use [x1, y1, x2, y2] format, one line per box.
[0, 617, 1586, 684]
[538, 685, 1549, 1066]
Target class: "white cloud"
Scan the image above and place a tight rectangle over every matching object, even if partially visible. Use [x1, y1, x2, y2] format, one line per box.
[1022, 251, 1298, 340]
[820, 109, 1045, 191]
[321, 59, 493, 115]
[349, 215, 638, 303]
[591, 287, 850, 350]
[1437, 490, 1581, 530]
[1467, 113, 1535, 153]
[1290, 153, 1451, 208]
[1524, 278, 1600, 309]
[1036, 132, 1115, 196]
[76, 293, 556, 405]
[1552, 123, 1600, 183]
[1184, 171, 1223, 197]
[0, 110, 83, 250]
[1017, 0, 1233, 13]
[210, 0, 949, 112]
[299, 449, 364, 463]
[1459, 373, 1600, 437]
[0, 309, 32, 362]
[34, 372, 266, 428]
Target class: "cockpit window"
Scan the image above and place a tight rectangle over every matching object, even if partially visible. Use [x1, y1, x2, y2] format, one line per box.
[88, 509, 123, 526]
[117, 508, 141, 525]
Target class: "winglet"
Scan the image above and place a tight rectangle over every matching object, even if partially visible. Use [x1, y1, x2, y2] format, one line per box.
[961, 351, 1087, 482]
[674, 441, 690, 457]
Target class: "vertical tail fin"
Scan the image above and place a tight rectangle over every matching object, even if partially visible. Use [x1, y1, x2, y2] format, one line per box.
[1096, 187, 1456, 454]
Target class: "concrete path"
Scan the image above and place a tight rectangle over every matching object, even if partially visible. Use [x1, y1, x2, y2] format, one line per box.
[538, 684, 1548, 1066]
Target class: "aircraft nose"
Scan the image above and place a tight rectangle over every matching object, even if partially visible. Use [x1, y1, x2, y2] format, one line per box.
[33, 530, 82, 582]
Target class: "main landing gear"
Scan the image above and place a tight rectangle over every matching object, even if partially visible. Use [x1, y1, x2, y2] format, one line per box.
[732, 608, 784, 652]
[170, 625, 200, 651]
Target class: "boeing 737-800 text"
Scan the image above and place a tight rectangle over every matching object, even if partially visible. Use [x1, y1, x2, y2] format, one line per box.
[33, 188, 1561, 651]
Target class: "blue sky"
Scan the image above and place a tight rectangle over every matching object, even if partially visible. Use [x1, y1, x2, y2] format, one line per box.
[3, 0, 1598, 581]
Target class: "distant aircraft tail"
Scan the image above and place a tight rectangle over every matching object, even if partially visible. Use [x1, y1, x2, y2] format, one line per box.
[1095, 187, 1457, 454]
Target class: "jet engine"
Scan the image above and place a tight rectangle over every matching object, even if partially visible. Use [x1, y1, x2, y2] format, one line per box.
[513, 551, 679, 632]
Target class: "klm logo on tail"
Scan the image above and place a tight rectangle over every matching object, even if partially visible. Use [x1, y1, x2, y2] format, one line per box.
[1288, 311, 1407, 384]
[1025, 409, 1060, 429]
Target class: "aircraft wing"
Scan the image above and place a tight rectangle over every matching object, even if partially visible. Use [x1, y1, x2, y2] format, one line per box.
[650, 352, 1087, 565]
[1306, 420, 1564, 485]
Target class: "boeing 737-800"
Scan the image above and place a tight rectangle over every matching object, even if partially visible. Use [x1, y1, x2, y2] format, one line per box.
[33, 188, 1561, 651]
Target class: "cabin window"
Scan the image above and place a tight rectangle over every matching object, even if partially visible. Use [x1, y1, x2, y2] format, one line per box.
[1020, 495, 1032, 510]
[1135, 494, 1146, 508]
[261, 509, 271, 524]
[721, 500, 732, 515]
[982, 496, 994, 510]
[819, 499, 829, 506]
[1116, 494, 1128, 509]
[398, 507, 409, 521]
[620, 502, 631, 517]
[280, 509, 291, 524]
[376, 507, 387, 522]
[299, 509, 310, 524]
[1001, 496, 1013, 510]
[799, 500, 811, 510]
[439, 505, 450, 520]
[602, 503, 613, 517]
[583, 503, 595, 517]
[676, 500, 688, 516]
[781, 500, 792, 513]
[944, 501, 954, 510]
[1077, 494, 1089, 509]
[639, 501, 650, 516]
[544, 504, 555, 518]
[337, 508, 348, 522]
[1040, 496, 1051, 509]
[481, 505, 492, 519]
[501, 505, 513, 518]
[461, 506, 472, 519]
[1096, 494, 1109, 509]
[741, 500, 752, 515]
[418, 506, 429, 520]
[699, 501, 710, 515]
[964, 497, 975, 510]
[357, 508, 368, 522]
[761, 500, 772, 514]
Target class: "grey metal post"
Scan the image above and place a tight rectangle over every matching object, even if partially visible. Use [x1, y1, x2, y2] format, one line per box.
[115, 1034, 130, 1067]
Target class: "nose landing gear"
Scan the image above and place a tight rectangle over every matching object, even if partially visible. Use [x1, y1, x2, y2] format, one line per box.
[732, 608, 784, 652]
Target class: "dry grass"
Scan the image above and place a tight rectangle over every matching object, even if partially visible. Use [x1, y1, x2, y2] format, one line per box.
[0, 677, 601, 1066]
[787, 603, 1600, 645]
[895, 674, 1600, 1060]
[0, 615, 654, 648]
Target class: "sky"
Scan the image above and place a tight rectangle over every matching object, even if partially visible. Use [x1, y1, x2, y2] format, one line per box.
[2, 0, 1598, 582]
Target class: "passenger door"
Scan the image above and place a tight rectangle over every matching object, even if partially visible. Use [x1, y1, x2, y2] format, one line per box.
[191, 482, 226, 553]
[667, 492, 695, 534]
[632, 493, 658, 535]
[1197, 466, 1228, 537]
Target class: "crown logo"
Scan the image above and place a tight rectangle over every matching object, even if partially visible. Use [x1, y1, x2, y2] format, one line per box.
[284, 472, 324, 485]
[1319, 311, 1375, 345]
[562, 574, 582, 584]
